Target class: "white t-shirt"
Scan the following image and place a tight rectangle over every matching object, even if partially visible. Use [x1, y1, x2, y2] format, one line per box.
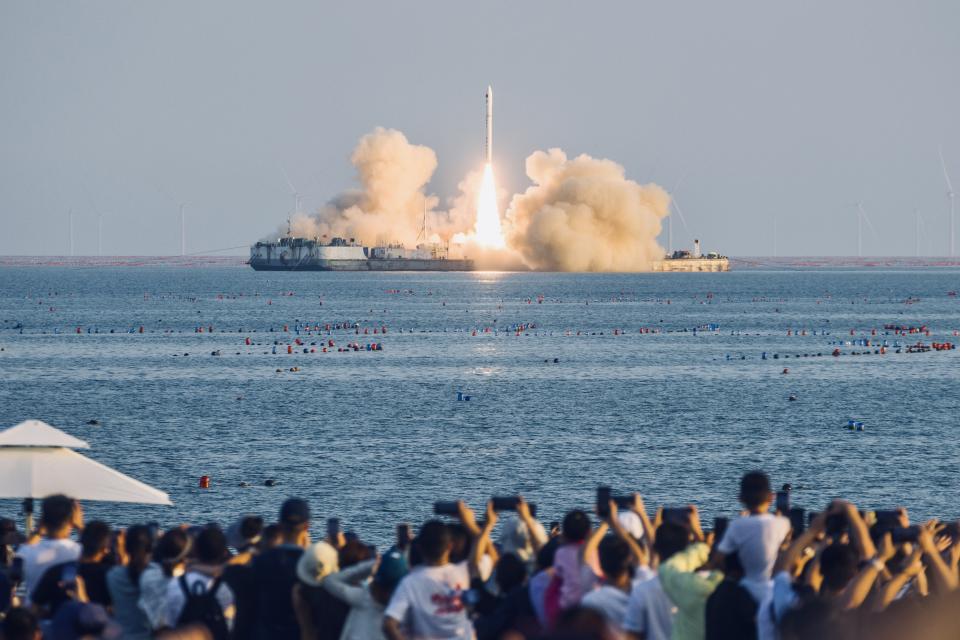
[15, 538, 81, 605]
[163, 570, 235, 630]
[385, 563, 474, 639]
[622, 576, 675, 640]
[582, 585, 630, 629]
[717, 514, 790, 602]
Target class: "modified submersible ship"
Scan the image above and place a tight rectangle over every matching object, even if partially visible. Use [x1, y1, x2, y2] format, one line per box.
[249, 236, 474, 271]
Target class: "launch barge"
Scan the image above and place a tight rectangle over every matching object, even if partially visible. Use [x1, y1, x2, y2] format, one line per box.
[249, 237, 475, 271]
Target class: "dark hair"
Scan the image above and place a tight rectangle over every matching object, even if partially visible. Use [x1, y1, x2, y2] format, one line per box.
[653, 522, 689, 561]
[124, 525, 154, 587]
[495, 553, 528, 593]
[552, 605, 609, 639]
[239, 516, 264, 542]
[417, 520, 451, 563]
[2, 608, 39, 640]
[536, 537, 559, 570]
[562, 510, 591, 543]
[598, 535, 632, 580]
[723, 551, 745, 579]
[40, 495, 74, 532]
[338, 539, 373, 569]
[195, 526, 229, 565]
[819, 543, 859, 592]
[259, 524, 282, 551]
[154, 529, 191, 577]
[447, 523, 470, 564]
[80, 521, 112, 558]
[739, 471, 772, 509]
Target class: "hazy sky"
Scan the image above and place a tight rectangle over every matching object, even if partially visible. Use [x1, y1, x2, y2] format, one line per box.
[2, 1, 959, 257]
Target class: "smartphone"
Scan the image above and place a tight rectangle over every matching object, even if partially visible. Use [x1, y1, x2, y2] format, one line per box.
[397, 524, 411, 550]
[713, 517, 729, 544]
[326, 518, 341, 539]
[596, 487, 613, 518]
[491, 496, 538, 517]
[825, 513, 847, 537]
[873, 510, 900, 531]
[433, 501, 460, 516]
[663, 506, 692, 525]
[890, 526, 921, 544]
[60, 563, 78, 589]
[775, 491, 791, 515]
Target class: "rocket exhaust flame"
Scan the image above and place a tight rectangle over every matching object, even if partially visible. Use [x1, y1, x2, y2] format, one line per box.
[474, 162, 505, 248]
[473, 85, 506, 248]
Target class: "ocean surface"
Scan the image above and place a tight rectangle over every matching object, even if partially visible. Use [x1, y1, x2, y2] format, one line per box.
[1, 265, 959, 544]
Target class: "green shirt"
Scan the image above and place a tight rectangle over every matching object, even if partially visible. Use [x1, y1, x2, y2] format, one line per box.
[658, 543, 723, 640]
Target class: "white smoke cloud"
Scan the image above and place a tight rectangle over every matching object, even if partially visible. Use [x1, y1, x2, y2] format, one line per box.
[287, 127, 446, 246]
[504, 148, 670, 271]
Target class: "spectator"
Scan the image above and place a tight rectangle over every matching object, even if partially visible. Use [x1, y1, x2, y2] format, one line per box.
[140, 528, 192, 633]
[498, 498, 548, 565]
[321, 548, 409, 640]
[251, 498, 310, 640]
[106, 524, 155, 640]
[550, 509, 600, 621]
[657, 507, 722, 640]
[48, 600, 120, 640]
[528, 538, 558, 629]
[581, 536, 635, 630]
[291, 540, 342, 640]
[222, 516, 264, 640]
[165, 526, 235, 639]
[623, 522, 684, 640]
[715, 472, 790, 604]
[705, 553, 757, 640]
[474, 552, 540, 640]
[77, 521, 114, 608]
[382, 519, 474, 640]
[15, 495, 82, 606]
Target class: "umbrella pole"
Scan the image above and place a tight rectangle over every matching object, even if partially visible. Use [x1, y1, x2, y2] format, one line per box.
[22, 498, 33, 535]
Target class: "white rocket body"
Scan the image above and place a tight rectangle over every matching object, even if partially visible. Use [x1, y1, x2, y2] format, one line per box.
[485, 85, 493, 165]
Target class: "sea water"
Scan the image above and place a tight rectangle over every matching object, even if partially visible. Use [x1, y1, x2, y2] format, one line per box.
[0, 266, 958, 543]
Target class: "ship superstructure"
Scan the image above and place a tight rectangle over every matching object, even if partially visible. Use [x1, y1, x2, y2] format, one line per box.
[249, 236, 474, 271]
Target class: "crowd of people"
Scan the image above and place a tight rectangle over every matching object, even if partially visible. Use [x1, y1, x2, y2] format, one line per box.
[1, 472, 959, 640]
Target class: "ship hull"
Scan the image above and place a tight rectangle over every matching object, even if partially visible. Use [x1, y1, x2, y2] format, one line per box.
[249, 258, 475, 271]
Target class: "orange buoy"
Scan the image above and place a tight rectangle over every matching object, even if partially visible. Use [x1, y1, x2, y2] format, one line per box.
[199, 475, 210, 489]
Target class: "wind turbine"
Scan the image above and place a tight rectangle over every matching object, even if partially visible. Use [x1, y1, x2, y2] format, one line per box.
[179, 203, 186, 256]
[939, 146, 955, 257]
[281, 167, 302, 217]
[915, 209, 924, 258]
[855, 202, 877, 258]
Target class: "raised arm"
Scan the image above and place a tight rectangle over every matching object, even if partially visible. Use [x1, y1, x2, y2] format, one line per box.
[918, 522, 959, 593]
[774, 510, 826, 575]
[608, 501, 648, 567]
[470, 502, 498, 579]
[516, 497, 547, 553]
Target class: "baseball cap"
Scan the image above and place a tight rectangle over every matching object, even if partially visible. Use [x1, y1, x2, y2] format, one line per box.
[617, 511, 645, 541]
[374, 549, 409, 589]
[296, 541, 339, 586]
[279, 498, 310, 526]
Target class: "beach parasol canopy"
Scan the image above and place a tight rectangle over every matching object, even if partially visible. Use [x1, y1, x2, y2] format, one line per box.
[0, 420, 172, 505]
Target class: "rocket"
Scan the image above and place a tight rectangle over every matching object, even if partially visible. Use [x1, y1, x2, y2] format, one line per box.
[485, 85, 493, 165]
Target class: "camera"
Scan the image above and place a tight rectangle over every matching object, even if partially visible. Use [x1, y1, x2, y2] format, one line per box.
[890, 526, 921, 544]
[713, 517, 729, 543]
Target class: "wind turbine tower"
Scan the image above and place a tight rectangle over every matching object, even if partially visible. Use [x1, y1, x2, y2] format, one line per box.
[179, 203, 186, 256]
[939, 147, 955, 257]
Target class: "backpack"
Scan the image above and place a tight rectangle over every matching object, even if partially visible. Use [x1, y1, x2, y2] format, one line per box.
[177, 574, 229, 640]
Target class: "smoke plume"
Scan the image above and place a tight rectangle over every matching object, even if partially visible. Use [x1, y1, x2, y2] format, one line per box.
[288, 128, 445, 246]
[504, 148, 670, 271]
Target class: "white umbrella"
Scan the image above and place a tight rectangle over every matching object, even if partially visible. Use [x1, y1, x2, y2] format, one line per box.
[0, 420, 172, 529]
